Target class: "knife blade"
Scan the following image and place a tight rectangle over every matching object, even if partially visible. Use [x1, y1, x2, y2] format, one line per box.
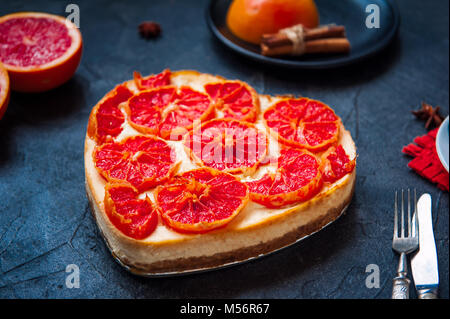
[411, 193, 439, 299]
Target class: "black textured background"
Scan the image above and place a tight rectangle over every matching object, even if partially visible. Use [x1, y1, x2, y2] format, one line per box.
[0, 0, 448, 299]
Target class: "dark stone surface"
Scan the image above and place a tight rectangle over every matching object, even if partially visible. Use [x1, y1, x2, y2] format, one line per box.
[0, 0, 448, 299]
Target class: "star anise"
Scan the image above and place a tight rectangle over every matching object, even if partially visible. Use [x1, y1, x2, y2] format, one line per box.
[411, 102, 444, 129]
[138, 21, 161, 39]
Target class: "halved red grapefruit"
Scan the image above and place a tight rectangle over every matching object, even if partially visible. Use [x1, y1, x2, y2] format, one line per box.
[104, 182, 158, 240]
[0, 62, 10, 120]
[263, 97, 340, 151]
[204, 80, 259, 122]
[93, 135, 178, 192]
[0, 12, 82, 92]
[155, 168, 249, 234]
[184, 118, 268, 174]
[246, 148, 323, 208]
[125, 86, 215, 140]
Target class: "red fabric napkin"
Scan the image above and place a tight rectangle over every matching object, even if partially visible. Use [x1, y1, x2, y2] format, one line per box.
[402, 128, 449, 191]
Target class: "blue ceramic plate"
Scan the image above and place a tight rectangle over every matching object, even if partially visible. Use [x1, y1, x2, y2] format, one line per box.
[207, 0, 400, 69]
[436, 116, 449, 172]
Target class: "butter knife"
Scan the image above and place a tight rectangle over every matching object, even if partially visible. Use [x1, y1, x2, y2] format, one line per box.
[411, 193, 439, 299]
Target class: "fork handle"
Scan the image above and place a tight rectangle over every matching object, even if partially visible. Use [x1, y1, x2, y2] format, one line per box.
[392, 253, 410, 299]
[392, 276, 410, 299]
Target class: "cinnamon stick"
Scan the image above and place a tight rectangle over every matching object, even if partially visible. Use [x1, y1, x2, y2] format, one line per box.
[260, 24, 351, 57]
[261, 38, 350, 56]
[261, 25, 346, 47]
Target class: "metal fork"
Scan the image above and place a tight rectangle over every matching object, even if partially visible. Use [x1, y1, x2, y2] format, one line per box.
[392, 189, 419, 299]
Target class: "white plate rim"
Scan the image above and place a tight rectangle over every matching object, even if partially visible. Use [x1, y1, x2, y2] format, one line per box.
[436, 116, 449, 172]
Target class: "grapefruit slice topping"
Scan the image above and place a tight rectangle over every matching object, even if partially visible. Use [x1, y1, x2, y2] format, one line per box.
[246, 148, 323, 208]
[321, 145, 355, 184]
[204, 80, 259, 122]
[0, 12, 82, 92]
[133, 69, 171, 90]
[104, 182, 158, 240]
[93, 135, 178, 192]
[155, 168, 249, 234]
[88, 84, 133, 144]
[184, 118, 268, 174]
[0, 62, 10, 120]
[264, 98, 340, 151]
[125, 86, 214, 140]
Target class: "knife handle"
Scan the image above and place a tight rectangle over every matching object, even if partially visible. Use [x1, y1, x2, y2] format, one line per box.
[417, 288, 438, 299]
[392, 276, 410, 299]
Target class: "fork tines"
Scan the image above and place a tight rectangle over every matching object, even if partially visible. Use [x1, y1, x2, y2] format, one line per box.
[391, 188, 419, 299]
[393, 189, 419, 239]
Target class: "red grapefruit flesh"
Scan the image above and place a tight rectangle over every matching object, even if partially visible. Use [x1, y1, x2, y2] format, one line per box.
[133, 69, 171, 90]
[125, 86, 215, 140]
[321, 145, 356, 184]
[0, 12, 82, 92]
[104, 182, 158, 240]
[93, 135, 178, 192]
[184, 118, 268, 174]
[87, 84, 133, 144]
[246, 148, 323, 208]
[155, 168, 249, 234]
[0, 62, 10, 120]
[205, 80, 259, 122]
[264, 98, 340, 151]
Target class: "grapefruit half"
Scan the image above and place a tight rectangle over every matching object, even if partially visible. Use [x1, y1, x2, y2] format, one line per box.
[0, 62, 10, 120]
[0, 12, 82, 92]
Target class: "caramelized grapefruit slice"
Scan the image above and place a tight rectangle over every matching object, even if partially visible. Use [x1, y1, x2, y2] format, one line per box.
[321, 145, 355, 184]
[104, 182, 158, 239]
[184, 118, 268, 174]
[0, 62, 10, 120]
[155, 168, 249, 234]
[133, 69, 171, 90]
[264, 98, 340, 151]
[125, 86, 215, 140]
[0, 12, 82, 92]
[204, 80, 259, 122]
[246, 148, 323, 208]
[93, 135, 178, 192]
[87, 84, 133, 144]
